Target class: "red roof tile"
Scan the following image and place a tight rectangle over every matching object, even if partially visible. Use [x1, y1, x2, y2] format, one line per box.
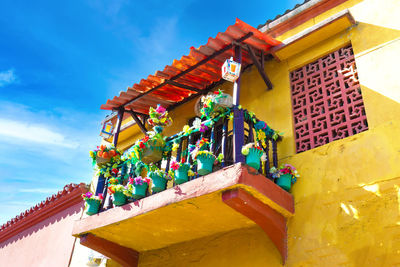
[0, 183, 86, 235]
[101, 18, 281, 114]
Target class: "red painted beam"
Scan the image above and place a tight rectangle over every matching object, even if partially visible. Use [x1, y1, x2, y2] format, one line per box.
[222, 188, 288, 264]
[80, 233, 139, 267]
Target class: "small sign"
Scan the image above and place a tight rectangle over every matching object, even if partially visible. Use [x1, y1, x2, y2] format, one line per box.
[100, 121, 114, 139]
[222, 57, 241, 82]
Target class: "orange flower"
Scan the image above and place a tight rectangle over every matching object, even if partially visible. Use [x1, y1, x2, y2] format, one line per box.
[102, 152, 109, 158]
[97, 151, 103, 157]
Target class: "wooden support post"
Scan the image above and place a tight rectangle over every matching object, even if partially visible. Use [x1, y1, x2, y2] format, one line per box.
[222, 189, 288, 264]
[233, 108, 245, 163]
[80, 234, 139, 267]
[176, 138, 183, 163]
[233, 45, 245, 163]
[187, 134, 193, 164]
[141, 115, 147, 126]
[128, 110, 147, 134]
[272, 139, 278, 167]
[247, 45, 273, 90]
[113, 108, 124, 147]
[209, 125, 215, 153]
[221, 119, 228, 167]
[233, 45, 242, 106]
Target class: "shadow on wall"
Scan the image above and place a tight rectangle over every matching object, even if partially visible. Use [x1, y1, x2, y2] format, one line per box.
[282, 118, 400, 266]
[287, 175, 400, 266]
[0, 204, 83, 249]
[360, 84, 400, 129]
[139, 226, 283, 267]
[352, 22, 400, 112]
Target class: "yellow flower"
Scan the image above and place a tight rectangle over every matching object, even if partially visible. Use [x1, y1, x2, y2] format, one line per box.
[89, 151, 94, 157]
[172, 143, 179, 152]
[229, 112, 234, 121]
[183, 125, 192, 135]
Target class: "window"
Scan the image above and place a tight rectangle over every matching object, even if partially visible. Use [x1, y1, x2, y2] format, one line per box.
[290, 44, 368, 153]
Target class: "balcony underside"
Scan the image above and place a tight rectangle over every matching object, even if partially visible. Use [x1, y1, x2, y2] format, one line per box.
[73, 163, 294, 265]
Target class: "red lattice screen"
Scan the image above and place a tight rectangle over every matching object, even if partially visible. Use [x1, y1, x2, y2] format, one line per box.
[290, 45, 368, 153]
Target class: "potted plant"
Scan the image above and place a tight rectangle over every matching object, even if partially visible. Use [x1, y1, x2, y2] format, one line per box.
[147, 104, 173, 133]
[124, 176, 150, 199]
[148, 164, 171, 193]
[270, 164, 300, 191]
[200, 90, 232, 119]
[130, 135, 165, 164]
[170, 159, 191, 185]
[82, 192, 103, 215]
[241, 143, 264, 170]
[190, 138, 217, 176]
[90, 144, 121, 167]
[108, 185, 126, 206]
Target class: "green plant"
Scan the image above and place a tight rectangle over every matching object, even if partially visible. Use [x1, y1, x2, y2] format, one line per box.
[270, 164, 300, 183]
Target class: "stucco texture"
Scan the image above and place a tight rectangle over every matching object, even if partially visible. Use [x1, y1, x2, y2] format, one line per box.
[0, 203, 83, 267]
[98, 0, 400, 266]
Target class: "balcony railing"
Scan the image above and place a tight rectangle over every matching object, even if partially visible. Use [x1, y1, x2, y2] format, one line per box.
[94, 106, 281, 212]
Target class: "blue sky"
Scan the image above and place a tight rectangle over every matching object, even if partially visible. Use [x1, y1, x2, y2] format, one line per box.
[0, 0, 301, 224]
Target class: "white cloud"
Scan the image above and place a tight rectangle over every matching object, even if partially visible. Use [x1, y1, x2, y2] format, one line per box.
[0, 69, 17, 87]
[0, 118, 79, 148]
[19, 188, 58, 194]
[138, 17, 179, 56]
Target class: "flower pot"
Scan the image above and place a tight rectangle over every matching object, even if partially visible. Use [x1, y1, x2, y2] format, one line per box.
[276, 174, 292, 191]
[174, 165, 190, 185]
[85, 199, 100, 215]
[197, 154, 214, 176]
[149, 173, 167, 193]
[245, 148, 262, 170]
[141, 140, 164, 164]
[112, 191, 127, 206]
[132, 183, 148, 199]
[96, 155, 110, 167]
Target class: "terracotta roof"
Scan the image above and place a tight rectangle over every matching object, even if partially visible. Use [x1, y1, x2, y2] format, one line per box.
[0, 183, 87, 239]
[101, 18, 281, 114]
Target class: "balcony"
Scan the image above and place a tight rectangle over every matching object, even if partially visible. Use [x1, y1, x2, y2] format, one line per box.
[74, 106, 295, 266]
[74, 20, 295, 266]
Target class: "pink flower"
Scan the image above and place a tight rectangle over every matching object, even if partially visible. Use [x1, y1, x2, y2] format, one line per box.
[84, 192, 93, 199]
[171, 161, 180, 171]
[199, 124, 208, 133]
[128, 177, 134, 184]
[134, 177, 143, 185]
[155, 105, 166, 114]
[97, 193, 103, 200]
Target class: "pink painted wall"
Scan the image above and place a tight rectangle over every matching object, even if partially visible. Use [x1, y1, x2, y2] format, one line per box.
[0, 203, 84, 267]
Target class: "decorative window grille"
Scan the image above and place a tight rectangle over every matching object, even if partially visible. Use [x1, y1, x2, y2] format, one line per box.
[290, 44, 368, 153]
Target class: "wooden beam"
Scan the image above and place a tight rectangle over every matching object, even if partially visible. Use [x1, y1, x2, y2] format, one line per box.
[120, 32, 253, 108]
[247, 45, 273, 90]
[113, 108, 124, 147]
[233, 45, 242, 106]
[80, 234, 139, 267]
[222, 188, 288, 264]
[128, 110, 147, 134]
[165, 80, 202, 92]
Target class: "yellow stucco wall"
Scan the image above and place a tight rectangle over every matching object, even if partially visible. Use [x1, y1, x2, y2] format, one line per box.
[99, 0, 400, 266]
